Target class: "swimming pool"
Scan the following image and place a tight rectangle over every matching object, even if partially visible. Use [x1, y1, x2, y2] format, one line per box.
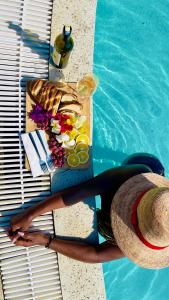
[93, 0, 169, 299]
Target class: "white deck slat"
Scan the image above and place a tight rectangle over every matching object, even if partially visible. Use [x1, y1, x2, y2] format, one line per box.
[0, 0, 63, 299]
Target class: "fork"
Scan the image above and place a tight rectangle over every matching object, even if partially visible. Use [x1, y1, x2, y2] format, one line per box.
[29, 132, 48, 173]
[35, 130, 55, 171]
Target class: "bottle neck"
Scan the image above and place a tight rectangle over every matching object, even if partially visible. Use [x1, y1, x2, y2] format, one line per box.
[63, 25, 72, 41]
[63, 34, 71, 42]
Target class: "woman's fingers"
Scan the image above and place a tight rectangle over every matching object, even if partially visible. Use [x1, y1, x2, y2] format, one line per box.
[18, 232, 32, 240]
[8, 230, 27, 244]
[14, 232, 34, 247]
[15, 239, 32, 247]
[10, 212, 33, 234]
[12, 231, 48, 247]
[18, 231, 25, 237]
[8, 229, 19, 243]
[11, 234, 20, 244]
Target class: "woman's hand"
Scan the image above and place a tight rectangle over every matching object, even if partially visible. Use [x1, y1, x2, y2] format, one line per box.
[9, 211, 33, 243]
[13, 231, 49, 247]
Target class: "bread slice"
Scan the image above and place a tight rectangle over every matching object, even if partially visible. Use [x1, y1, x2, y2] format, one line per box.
[59, 110, 77, 117]
[29, 79, 44, 98]
[59, 101, 82, 115]
[28, 79, 66, 115]
[61, 93, 78, 103]
[48, 90, 63, 112]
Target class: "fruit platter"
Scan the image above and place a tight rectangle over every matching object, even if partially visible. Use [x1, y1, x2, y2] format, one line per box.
[26, 79, 92, 169]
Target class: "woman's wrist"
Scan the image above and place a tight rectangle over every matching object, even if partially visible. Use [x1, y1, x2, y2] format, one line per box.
[45, 234, 54, 248]
[26, 206, 39, 221]
[37, 233, 51, 246]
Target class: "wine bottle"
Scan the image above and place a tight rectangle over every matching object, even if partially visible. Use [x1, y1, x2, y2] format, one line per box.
[52, 25, 74, 69]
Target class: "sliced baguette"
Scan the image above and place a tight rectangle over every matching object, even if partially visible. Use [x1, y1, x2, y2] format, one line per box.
[28, 80, 45, 98]
[59, 101, 82, 115]
[28, 79, 67, 115]
[59, 110, 79, 117]
[61, 93, 78, 103]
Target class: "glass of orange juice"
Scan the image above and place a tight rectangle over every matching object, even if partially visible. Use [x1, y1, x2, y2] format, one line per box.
[76, 73, 99, 98]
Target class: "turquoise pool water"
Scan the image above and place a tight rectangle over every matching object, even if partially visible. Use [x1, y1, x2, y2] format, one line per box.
[93, 1, 169, 299]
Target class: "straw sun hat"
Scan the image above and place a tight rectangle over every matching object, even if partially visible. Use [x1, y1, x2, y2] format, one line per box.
[111, 172, 169, 269]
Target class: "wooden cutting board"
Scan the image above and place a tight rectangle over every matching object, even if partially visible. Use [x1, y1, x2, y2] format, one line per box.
[25, 82, 92, 170]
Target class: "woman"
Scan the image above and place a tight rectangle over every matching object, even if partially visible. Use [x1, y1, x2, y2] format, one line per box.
[9, 154, 168, 269]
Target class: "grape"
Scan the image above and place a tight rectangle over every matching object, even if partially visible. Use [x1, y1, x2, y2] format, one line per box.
[51, 154, 57, 160]
[57, 150, 62, 156]
[50, 137, 56, 142]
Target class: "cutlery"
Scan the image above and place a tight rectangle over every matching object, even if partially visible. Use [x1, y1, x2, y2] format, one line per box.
[36, 130, 55, 171]
[29, 132, 48, 173]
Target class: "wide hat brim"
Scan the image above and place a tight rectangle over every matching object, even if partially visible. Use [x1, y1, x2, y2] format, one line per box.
[111, 173, 169, 269]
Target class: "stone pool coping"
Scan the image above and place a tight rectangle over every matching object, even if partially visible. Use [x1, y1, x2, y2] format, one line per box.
[50, 0, 106, 299]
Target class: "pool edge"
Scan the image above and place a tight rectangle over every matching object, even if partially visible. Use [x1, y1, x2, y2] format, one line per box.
[50, 0, 106, 299]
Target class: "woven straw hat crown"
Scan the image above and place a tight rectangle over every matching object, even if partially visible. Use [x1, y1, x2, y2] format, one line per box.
[137, 187, 169, 247]
[111, 173, 169, 269]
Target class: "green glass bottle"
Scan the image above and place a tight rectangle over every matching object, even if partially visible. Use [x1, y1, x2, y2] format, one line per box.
[52, 25, 74, 69]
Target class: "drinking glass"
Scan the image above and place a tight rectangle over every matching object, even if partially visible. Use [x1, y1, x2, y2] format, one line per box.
[76, 73, 99, 98]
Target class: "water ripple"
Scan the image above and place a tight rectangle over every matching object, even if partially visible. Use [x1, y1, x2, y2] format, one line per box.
[94, 0, 169, 299]
[142, 271, 159, 300]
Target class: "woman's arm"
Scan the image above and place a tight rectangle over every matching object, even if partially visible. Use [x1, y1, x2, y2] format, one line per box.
[10, 164, 151, 234]
[15, 232, 124, 263]
[10, 169, 112, 235]
[29, 164, 151, 219]
[49, 239, 124, 263]
[27, 177, 101, 220]
[22, 168, 117, 220]
[10, 171, 111, 234]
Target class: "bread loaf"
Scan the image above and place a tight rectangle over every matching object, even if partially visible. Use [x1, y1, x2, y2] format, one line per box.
[28, 79, 83, 116]
[28, 79, 65, 115]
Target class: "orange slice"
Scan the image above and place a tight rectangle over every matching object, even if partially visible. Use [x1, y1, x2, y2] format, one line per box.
[76, 134, 90, 145]
[77, 151, 89, 164]
[75, 142, 89, 153]
[65, 148, 76, 156]
[67, 153, 80, 168]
